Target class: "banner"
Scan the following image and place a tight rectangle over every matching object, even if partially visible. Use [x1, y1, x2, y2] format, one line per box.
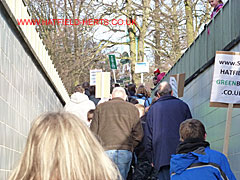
[109, 55, 117, 69]
[90, 69, 102, 86]
[170, 73, 185, 98]
[95, 72, 110, 98]
[135, 62, 149, 73]
[210, 51, 240, 104]
[169, 76, 178, 98]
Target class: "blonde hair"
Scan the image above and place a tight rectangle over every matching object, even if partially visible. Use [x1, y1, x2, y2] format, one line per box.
[135, 104, 145, 117]
[74, 85, 84, 93]
[9, 112, 121, 180]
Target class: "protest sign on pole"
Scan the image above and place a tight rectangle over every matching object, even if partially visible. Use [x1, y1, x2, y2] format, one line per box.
[135, 62, 149, 73]
[108, 55, 117, 83]
[169, 73, 185, 98]
[90, 69, 102, 86]
[169, 76, 178, 98]
[95, 72, 110, 99]
[109, 55, 117, 70]
[135, 62, 149, 84]
[209, 51, 240, 156]
[210, 51, 240, 105]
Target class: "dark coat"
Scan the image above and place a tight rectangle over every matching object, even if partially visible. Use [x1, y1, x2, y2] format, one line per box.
[89, 95, 100, 106]
[144, 95, 192, 171]
[132, 114, 159, 180]
[134, 114, 148, 161]
[84, 89, 91, 98]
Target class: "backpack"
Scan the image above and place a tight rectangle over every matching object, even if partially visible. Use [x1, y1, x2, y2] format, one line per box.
[135, 94, 150, 107]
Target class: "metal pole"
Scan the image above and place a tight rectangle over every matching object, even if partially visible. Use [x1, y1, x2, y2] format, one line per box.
[141, 73, 143, 84]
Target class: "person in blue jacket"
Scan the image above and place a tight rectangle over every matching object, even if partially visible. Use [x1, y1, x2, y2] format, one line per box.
[170, 119, 236, 180]
[144, 81, 192, 180]
[134, 85, 152, 107]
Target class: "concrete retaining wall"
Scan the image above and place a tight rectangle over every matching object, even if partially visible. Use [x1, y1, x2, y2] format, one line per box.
[0, 1, 69, 179]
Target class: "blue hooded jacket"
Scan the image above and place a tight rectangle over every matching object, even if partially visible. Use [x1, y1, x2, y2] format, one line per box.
[170, 146, 236, 180]
[131, 94, 152, 107]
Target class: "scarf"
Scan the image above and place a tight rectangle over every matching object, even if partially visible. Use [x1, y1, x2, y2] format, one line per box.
[211, 4, 224, 18]
[176, 138, 210, 154]
[213, 4, 224, 12]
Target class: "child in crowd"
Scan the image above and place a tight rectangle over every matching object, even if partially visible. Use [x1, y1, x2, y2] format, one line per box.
[9, 112, 121, 180]
[170, 119, 236, 180]
[87, 109, 95, 127]
[209, 0, 224, 18]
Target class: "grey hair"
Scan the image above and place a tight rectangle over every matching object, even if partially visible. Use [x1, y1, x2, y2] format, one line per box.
[157, 81, 172, 96]
[112, 87, 127, 100]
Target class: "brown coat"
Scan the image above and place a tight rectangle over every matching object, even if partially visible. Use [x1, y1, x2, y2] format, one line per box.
[90, 98, 143, 152]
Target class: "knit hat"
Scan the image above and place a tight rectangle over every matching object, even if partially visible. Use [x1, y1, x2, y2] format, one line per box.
[154, 68, 160, 74]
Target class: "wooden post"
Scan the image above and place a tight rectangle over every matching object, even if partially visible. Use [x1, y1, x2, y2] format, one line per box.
[176, 73, 180, 87]
[141, 73, 143, 84]
[223, 103, 233, 157]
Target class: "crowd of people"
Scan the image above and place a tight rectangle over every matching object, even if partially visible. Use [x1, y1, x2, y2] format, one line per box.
[9, 3, 234, 179]
[9, 79, 236, 180]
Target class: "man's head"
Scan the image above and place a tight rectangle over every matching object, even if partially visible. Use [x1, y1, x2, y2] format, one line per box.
[87, 109, 95, 123]
[127, 84, 136, 93]
[82, 82, 90, 90]
[153, 76, 158, 86]
[157, 81, 172, 97]
[74, 85, 84, 93]
[112, 87, 127, 100]
[114, 83, 120, 87]
[179, 119, 206, 142]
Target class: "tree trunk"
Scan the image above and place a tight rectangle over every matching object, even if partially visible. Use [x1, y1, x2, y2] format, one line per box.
[138, 0, 151, 63]
[154, 0, 161, 67]
[184, 0, 194, 46]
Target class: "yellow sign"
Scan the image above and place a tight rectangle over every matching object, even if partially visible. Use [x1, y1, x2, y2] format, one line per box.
[96, 72, 111, 98]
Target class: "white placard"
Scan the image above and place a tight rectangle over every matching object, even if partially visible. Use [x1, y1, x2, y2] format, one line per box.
[210, 52, 240, 104]
[135, 62, 149, 73]
[95, 72, 110, 98]
[90, 69, 102, 86]
[169, 76, 178, 98]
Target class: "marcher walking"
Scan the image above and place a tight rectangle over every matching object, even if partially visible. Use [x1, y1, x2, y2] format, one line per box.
[144, 81, 192, 180]
[90, 87, 143, 180]
[170, 119, 236, 180]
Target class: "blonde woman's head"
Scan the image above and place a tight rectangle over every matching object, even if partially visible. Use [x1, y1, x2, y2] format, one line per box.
[9, 112, 120, 180]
